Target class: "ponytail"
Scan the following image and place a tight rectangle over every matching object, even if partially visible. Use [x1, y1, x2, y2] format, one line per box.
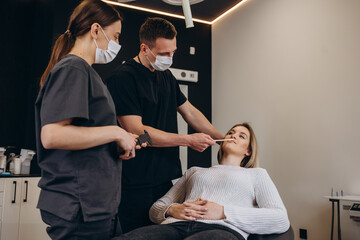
[40, 30, 75, 88]
[39, 0, 122, 90]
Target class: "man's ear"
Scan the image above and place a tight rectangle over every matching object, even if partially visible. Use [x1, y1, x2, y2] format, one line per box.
[140, 43, 150, 57]
[140, 43, 147, 53]
[90, 23, 100, 40]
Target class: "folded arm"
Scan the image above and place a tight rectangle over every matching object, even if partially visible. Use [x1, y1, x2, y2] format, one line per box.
[149, 170, 189, 223]
[223, 169, 290, 234]
[149, 168, 206, 223]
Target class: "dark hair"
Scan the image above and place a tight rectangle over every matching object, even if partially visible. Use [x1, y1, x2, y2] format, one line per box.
[40, 0, 122, 89]
[139, 17, 177, 48]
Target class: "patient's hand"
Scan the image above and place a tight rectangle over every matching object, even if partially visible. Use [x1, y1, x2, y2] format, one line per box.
[166, 199, 208, 220]
[183, 200, 226, 220]
[200, 201, 226, 220]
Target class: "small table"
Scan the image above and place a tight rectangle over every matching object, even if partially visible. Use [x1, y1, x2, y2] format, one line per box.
[324, 195, 360, 240]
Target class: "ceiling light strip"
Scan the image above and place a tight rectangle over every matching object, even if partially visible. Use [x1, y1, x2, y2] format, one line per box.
[102, 0, 212, 25]
[210, 0, 249, 24]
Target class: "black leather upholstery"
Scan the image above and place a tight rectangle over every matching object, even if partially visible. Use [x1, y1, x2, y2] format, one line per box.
[248, 226, 294, 240]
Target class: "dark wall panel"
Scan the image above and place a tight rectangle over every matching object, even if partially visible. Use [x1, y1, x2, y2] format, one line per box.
[93, 6, 213, 169]
[0, 0, 212, 174]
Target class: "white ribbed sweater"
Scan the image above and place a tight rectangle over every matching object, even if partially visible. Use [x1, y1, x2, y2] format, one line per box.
[149, 165, 290, 239]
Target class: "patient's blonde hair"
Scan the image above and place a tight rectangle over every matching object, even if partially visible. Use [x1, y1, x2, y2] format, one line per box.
[218, 122, 258, 168]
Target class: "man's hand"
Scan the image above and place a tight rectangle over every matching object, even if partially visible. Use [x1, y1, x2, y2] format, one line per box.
[187, 133, 216, 152]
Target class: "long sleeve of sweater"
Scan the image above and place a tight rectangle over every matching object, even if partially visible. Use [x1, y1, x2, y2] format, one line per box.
[223, 168, 290, 234]
[149, 168, 193, 224]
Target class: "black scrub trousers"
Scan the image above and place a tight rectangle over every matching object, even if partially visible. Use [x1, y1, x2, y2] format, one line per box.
[106, 59, 187, 233]
[35, 54, 122, 240]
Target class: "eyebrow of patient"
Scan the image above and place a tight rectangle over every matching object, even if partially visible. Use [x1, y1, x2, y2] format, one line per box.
[231, 128, 249, 139]
[240, 132, 248, 138]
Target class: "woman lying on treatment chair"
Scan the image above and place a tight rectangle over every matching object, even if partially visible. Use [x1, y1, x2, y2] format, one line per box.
[118, 123, 290, 240]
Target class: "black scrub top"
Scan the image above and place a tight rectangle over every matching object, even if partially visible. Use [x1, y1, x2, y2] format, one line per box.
[106, 60, 187, 189]
[35, 54, 121, 222]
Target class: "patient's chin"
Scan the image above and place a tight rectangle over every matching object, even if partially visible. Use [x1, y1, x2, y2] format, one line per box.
[222, 144, 241, 155]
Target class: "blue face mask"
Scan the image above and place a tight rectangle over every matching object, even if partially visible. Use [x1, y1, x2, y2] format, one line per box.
[146, 47, 173, 71]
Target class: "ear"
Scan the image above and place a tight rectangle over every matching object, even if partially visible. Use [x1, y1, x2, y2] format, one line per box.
[140, 43, 148, 55]
[90, 23, 100, 40]
[245, 150, 251, 157]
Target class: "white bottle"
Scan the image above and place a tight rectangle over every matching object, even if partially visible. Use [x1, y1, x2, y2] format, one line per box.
[9, 160, 15, 173]
[14, 157, 21, 175]
[0, 147, 6, 173]
[20, 159, 31, 175]
[0, 156, 6, 173]
[19, 149, 35, 175]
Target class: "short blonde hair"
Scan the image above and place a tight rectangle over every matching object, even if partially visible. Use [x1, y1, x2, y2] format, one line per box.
[218, 122, 258, 168]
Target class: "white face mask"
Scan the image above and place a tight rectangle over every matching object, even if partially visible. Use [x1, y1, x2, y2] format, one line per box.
[146, 47, 173, 71]
[94, 26, 121, 64]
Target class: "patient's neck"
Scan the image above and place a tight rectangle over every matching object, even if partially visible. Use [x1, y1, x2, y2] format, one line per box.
[220, 153, 244, 167]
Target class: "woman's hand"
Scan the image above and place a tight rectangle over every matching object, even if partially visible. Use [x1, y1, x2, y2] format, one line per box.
[198, 201, 226, 220]
[182, 199, 226, 220]
[116, 128, 139, 160]
[166, 199, 208, 220]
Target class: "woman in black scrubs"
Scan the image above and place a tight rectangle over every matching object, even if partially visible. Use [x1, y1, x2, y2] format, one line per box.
[34, 0, 140, 239]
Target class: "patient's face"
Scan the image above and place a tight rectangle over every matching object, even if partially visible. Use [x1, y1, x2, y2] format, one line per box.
[222, 126, 251, 158]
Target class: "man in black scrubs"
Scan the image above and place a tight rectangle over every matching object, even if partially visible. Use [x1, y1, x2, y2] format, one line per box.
[106, 17, 223, 233]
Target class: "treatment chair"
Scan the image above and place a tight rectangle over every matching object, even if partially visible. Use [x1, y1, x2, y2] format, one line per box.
[248, 226, 294, 240]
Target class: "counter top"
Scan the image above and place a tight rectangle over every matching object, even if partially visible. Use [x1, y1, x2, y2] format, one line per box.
[324, 195, 360, 201]
[0, 174, 41, 178]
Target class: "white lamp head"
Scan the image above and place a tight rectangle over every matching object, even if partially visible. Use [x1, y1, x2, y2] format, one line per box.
[162, 0, 204, 5]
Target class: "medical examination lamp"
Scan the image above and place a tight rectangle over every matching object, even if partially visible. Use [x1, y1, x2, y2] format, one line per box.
[115, 0, 203, 28]
[163, 0, 204, 28]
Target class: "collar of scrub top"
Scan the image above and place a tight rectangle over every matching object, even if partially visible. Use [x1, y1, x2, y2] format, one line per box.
[137, 130, 153, 146]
